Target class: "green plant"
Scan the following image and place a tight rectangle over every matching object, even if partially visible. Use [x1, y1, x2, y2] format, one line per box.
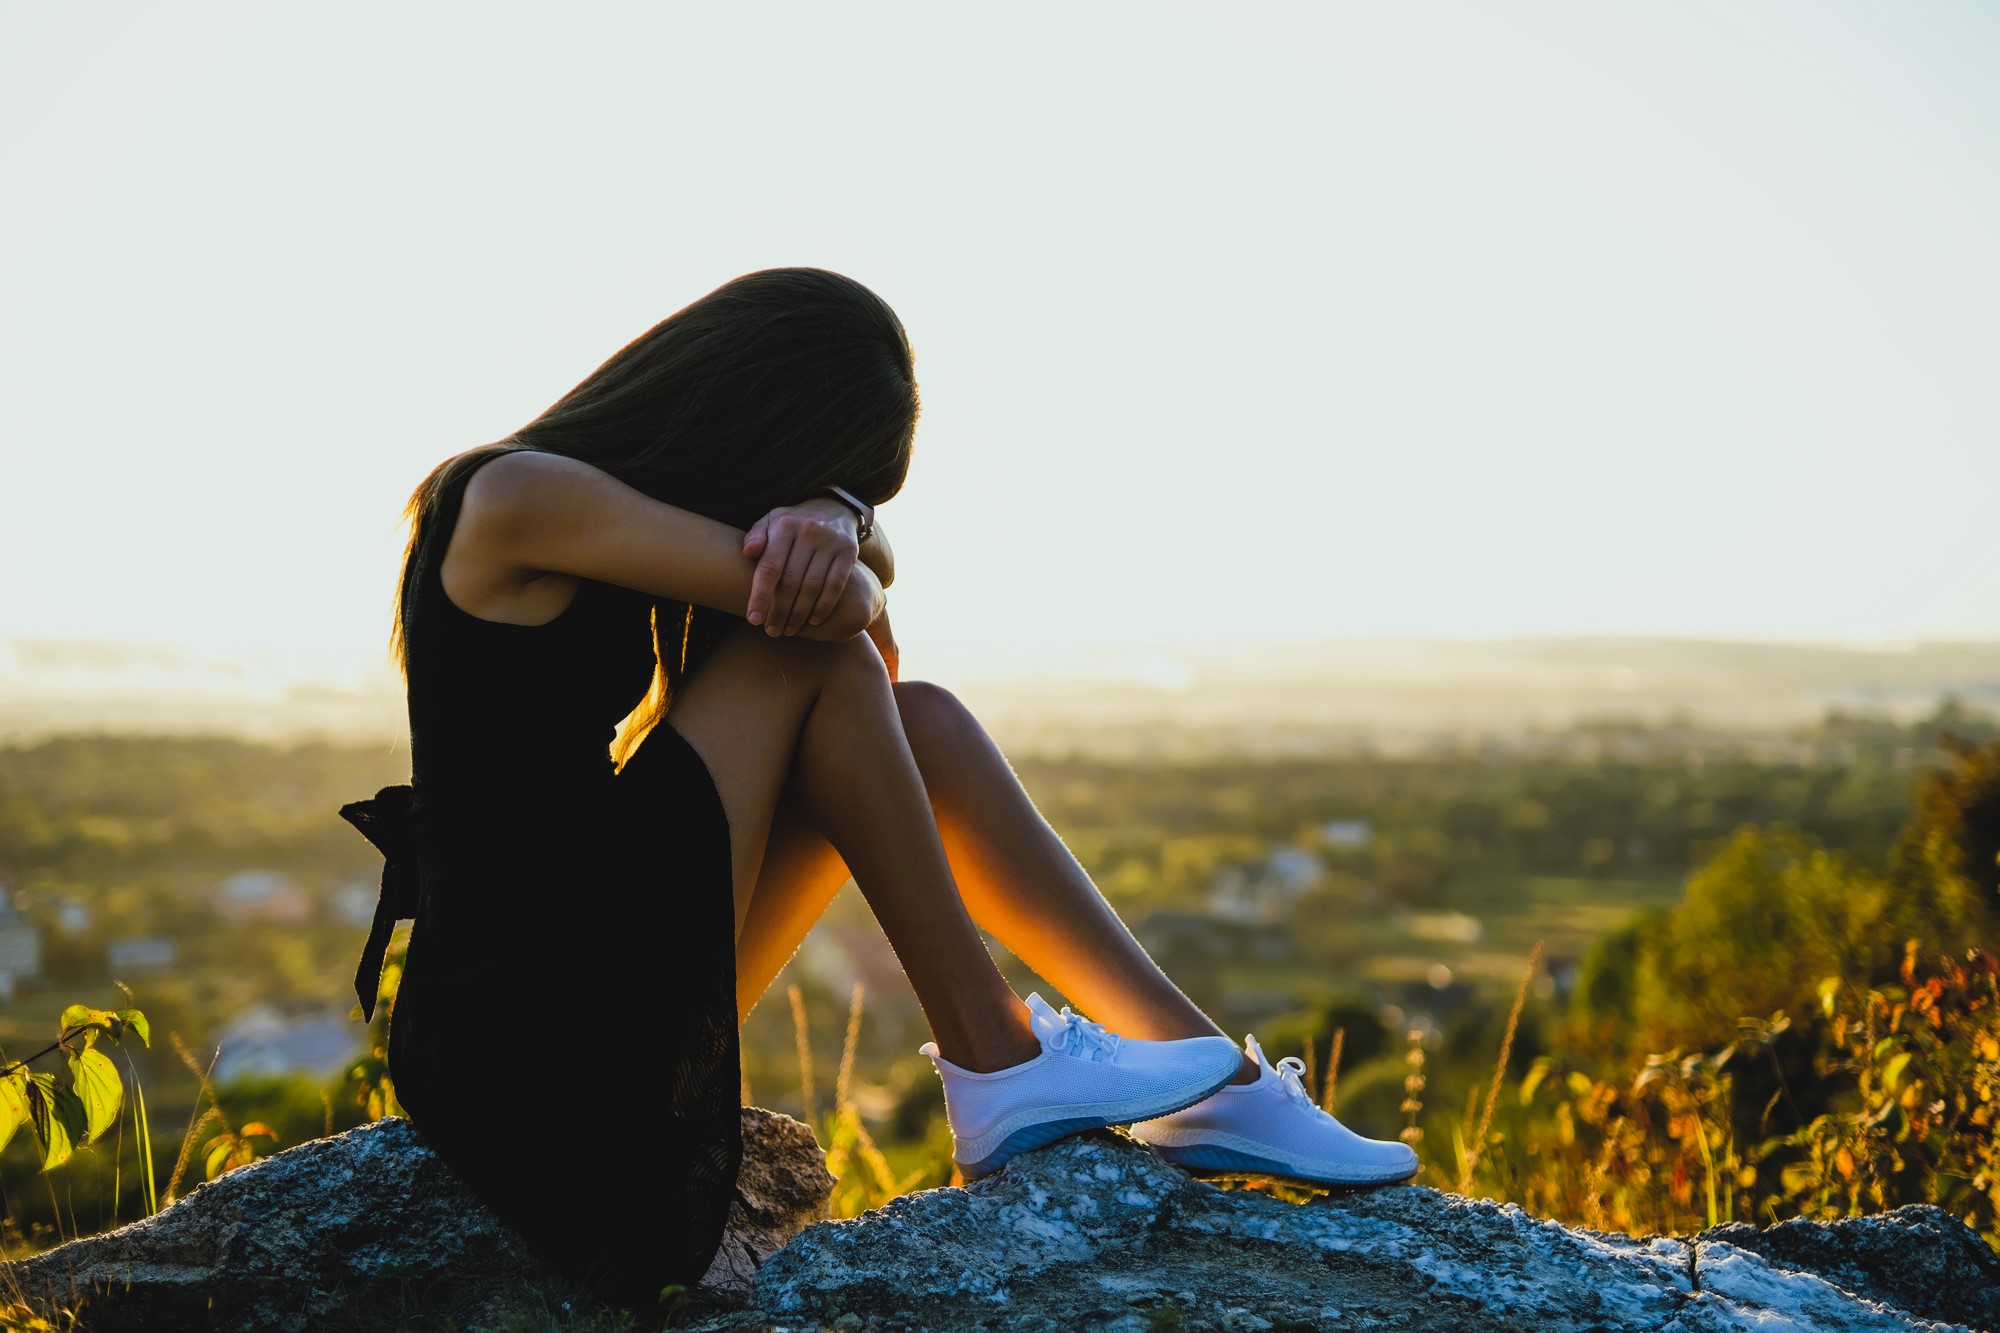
[345, 938, 408, 1122]
[804, 983, 945, 1218]
[0, 1004, 150, 1177]
[1764, 939, 1999, 1238]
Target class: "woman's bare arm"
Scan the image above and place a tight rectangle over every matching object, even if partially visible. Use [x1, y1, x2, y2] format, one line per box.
[444, 450, 883, 641]
[859, 523, 894, 588]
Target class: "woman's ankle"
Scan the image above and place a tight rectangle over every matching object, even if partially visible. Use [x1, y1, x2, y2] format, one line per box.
[929, 1000, 1041, 1073]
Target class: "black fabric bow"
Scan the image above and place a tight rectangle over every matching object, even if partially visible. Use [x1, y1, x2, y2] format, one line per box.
[338, 784, 428, 1023]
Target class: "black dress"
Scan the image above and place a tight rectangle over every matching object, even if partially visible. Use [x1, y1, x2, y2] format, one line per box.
[339, 459, 741, 1306]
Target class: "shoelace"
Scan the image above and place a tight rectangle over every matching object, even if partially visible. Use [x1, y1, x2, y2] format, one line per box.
[1049, 1006, 1122, 1063]
[1274, 1056, 1326, 1115]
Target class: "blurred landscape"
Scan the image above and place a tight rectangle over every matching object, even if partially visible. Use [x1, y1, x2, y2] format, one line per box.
[0, 637, 1994, 1255]
[7, 633, 1999, 754]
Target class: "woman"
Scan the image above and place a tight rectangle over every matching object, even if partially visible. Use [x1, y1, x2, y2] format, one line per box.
[341, 267, 1415, 1308]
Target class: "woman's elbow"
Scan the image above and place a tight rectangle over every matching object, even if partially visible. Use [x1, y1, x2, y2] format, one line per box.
[803, 573, 881, 641]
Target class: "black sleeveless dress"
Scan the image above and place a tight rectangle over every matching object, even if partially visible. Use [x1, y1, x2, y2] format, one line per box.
[339, 461, 741, 1306]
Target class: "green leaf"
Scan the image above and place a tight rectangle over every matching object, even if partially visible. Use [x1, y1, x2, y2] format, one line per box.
[0, 1071, 28, 1157]
[113, 1009, 151, 1048]
[1518, 1056, 1553, 1106]
[204, 1135, 237, 1180]
[66, 1047, 123, 1142]
[26, 1072, 86, 1171]
[59, 1005, 119, 1048]
[1882, 1052, 1913, 1092]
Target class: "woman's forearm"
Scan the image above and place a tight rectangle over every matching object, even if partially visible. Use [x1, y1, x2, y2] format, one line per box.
[858, 522, 894, 588]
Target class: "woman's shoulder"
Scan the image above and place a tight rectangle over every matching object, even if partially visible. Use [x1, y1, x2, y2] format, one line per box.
[443, 450, 620, 627]
[457, 449, 619, 526]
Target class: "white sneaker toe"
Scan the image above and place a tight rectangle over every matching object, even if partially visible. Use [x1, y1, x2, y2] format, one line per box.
[1130, 1034, 1420, 1187]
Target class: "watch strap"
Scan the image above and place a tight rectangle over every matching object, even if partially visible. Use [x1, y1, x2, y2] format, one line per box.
[818, 485, 875, 541]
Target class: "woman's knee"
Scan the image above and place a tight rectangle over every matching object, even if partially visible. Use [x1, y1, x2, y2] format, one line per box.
[894, 678, 979, 756]
[806, 626, 894, 693]
[717, 617, 888, 684]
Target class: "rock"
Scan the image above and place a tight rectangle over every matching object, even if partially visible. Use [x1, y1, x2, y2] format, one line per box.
[702, 1108, 840, 1293]
[4, 1107, 832, 1332]
[694, 1129, 1995, 1333]
[1698, 1206, 2000, 1332]
[11, 1111, 1988, 1332]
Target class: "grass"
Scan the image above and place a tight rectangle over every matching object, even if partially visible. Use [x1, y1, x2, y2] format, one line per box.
[1457, 941, 1542, 1194]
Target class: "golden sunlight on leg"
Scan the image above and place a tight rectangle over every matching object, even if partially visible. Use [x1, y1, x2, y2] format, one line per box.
[896, 680, 1252, 1080]
[673, 625, 1035, 1072]
[733, 780, 852, 1024]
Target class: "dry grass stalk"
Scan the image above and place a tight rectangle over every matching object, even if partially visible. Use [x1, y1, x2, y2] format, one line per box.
[164, 1034, 231, 1208]
[788, 983, 816, 1124]
[1458, 939, 1544, 1195]
[841, 1105, 903, 1197]
[1398, 1030, 1427, 1148]
[163, 1107, 219, 1207]
[835, 982, 865, 1113]
[1322, 1027, 1345, 1114]
[170, 1034, 231, 1135]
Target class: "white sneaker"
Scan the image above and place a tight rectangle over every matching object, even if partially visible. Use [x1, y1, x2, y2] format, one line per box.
[919, 994, 1243, 1179]
[1130, 1033, 1420, 1187]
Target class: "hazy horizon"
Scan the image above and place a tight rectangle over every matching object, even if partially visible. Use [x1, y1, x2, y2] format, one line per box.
[6, 630, 1994, 756]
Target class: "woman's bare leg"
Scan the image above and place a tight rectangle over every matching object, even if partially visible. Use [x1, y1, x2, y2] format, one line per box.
[734, 676, 1256, 1080]
[732, 779, 854, 1022]
[659, 622, 1037, 1072]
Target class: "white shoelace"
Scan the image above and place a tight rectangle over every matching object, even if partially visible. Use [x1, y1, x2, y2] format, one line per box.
[1049, 1006, 1122, 1062]
[1273, 1055, 1325, 1115]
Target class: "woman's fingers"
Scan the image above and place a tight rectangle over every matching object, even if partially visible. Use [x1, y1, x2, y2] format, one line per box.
[766, 534, 818, 636]
[806, 552, 855, 627]
[784, 548, 836, 635]
[747, 521, 796, 626]
[745, 506, 862, 631]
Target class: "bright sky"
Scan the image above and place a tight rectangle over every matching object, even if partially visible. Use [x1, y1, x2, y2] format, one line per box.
[2, 3, 1995, 688]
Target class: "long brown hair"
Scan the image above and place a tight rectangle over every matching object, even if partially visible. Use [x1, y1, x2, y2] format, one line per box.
[391, 267, 919, 759]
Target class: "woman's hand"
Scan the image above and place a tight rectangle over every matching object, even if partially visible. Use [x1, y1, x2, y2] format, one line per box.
[742, 497, 861, 636]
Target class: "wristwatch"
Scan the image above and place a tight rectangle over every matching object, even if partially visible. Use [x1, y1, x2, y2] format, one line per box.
[817, 485, 875, 542]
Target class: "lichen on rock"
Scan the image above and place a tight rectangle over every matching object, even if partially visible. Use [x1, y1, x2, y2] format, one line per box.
[691, 1130, 1995, 1333]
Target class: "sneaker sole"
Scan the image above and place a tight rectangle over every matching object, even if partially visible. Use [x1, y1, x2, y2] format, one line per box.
[1146, 1139, 1419, 1188]
[956, 1061, 1243, 1180]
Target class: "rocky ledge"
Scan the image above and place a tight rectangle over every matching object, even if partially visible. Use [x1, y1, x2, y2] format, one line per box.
[3, 1109, 833, 1332]
[6, 1116, 1994, 1332]
[697, 1130, 1998, 1333]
